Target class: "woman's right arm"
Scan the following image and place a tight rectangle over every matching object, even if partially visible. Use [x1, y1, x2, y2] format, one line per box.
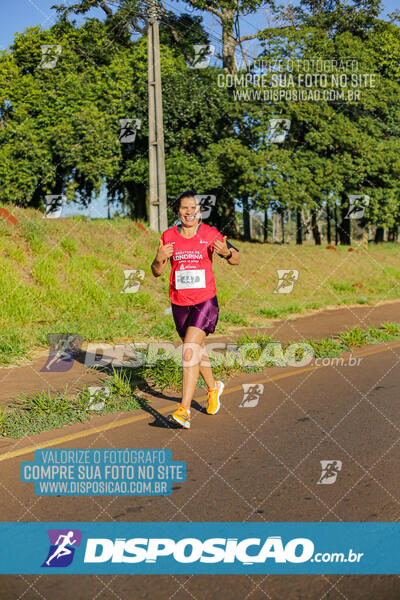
[151, 239, 173, 277]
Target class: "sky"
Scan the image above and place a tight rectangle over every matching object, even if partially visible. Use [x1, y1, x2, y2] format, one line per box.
[1, 0, 397, 217]
[2, 0, 397, 52]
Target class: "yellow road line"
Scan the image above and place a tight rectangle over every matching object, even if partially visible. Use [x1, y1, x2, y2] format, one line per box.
[0, 342, 399, 463]
[348, 341, 400, 357]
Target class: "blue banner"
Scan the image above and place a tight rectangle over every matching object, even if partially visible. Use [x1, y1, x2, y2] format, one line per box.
[0, 522, 399, 574]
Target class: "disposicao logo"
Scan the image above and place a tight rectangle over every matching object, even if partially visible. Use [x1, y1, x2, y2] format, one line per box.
[83, 536, 314, 564]
[42, 529, 82, 568]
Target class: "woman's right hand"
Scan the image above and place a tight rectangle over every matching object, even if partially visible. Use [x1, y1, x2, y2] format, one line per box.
[157, 239, 174, 262]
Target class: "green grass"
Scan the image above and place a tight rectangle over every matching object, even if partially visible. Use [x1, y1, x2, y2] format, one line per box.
[148, 317, 177, 339]
[338, 322, 400, 347]
[259, 304, 302, 318]
[330, 280, 357, 292]
[0, 368, 144, 439]
[134, 322, 400, 392]
[0, 205, 400, 364]
[307, 337, 347, 357]
[220, 310, 248, 325]
[0, 330, 30, 365]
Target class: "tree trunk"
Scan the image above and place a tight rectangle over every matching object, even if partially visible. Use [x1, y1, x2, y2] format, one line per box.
[339, 196, 351, 245]
[334, 204, 339, 245]
[272, 212, 277, 241]
[326, 204, 331, 244]
[222, 201, 239, 238]
[388, 226, 398, 242]
[242, 197, 250, 241]
[296, 209, 302, 244]
[31, 185, 45, 209]
[221, 9, 237, 75]
[374, 227, 384, 243]
[311, 210, 321, 245]
[127, 182, 147, 221]
[264, 208, 268, 243]
[281, 211, 285, 244]
[133, 183, 147, 220]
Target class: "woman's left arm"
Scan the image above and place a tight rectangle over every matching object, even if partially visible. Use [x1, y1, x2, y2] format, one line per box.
[214, 236, 240, 265]
[226, 247, 240, 265]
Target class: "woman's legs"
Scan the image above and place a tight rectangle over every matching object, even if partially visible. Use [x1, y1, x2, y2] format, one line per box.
[181, 326, 209, 410]
[179, 331, 217, 411]
[199, 343, 217, 390]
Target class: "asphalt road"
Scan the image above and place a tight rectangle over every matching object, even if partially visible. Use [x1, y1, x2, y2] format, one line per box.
[1, 340, 400, 599]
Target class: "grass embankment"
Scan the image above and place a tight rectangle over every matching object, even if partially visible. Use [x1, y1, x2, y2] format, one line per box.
[1, 204, 400, 365]
[1, 322, 399, 439]
[0, 368, 142, 439]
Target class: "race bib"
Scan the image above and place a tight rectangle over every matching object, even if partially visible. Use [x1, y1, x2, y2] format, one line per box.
[175, 269, 206, 290]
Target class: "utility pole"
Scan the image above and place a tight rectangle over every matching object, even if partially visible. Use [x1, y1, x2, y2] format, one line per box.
[147, 0, 168, 232]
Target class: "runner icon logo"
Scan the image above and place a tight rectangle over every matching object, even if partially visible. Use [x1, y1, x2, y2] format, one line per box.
[345, 195, 370, 219]
[189, 45, 215, 69]
[239, 384, 264, 408]
[268, 119, 291, 143]
[39, 45, 62, 69]
[274, 270, 299, 294]
[317, 460, 342, 485]
[41, 333, 82, 372]
[42, 529, 82, 568]
[44, 195, 66, 219]
[87, 386, 110, 411]
[120, 269, 145, 294]
[194, 194, 217, 219]
[119, 118, 141, 143]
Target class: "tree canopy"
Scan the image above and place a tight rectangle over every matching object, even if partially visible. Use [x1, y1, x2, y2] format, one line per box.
[0, 0, 399, 242]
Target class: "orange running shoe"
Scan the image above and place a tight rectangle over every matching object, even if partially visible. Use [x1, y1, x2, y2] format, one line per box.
[206, 380, 224, 415]
[170, 405, 191, 429]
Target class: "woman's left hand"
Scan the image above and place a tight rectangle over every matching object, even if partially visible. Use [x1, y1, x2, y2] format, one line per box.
[214, 236, 230, 258]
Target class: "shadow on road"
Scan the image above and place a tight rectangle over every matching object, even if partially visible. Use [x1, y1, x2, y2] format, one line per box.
[76, 359, 206, 429]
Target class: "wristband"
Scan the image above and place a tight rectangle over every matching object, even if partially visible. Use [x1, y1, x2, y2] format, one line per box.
[225, 250, 233, 260]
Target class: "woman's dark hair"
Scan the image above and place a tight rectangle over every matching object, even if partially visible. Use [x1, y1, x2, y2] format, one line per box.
[173, 189, 197, 215]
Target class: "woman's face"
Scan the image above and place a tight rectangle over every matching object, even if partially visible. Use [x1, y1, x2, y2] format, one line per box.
[178, 196, 200, 227]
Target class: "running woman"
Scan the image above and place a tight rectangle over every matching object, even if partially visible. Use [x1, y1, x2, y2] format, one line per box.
[151, 190, 240, 429]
